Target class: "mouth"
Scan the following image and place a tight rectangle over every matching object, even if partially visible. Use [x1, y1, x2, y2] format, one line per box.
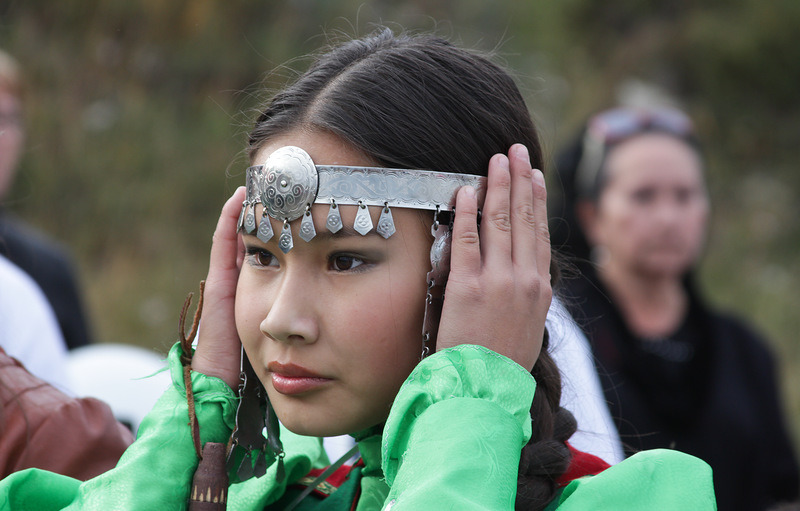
[267, 362, 332, 395]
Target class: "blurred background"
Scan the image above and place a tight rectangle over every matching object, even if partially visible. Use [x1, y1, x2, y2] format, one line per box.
[1, 1, 797, 446]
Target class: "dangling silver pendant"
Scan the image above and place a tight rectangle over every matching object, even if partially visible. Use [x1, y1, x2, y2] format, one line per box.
[244, 203, 257, 234]
[279, 219, 294, 254]
[299, 205, 316, 242]
[257, 213, 274, 243]
[354, 201, 373, 235]
[376, 203, 395, 239]
[237, 202, 247, 233]
[326, 200, 343, 233]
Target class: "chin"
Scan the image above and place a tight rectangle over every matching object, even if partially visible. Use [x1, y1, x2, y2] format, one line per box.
[279, 410, 382, 438]
[276, 410, 353, 438]
[295, 422, 349, 438]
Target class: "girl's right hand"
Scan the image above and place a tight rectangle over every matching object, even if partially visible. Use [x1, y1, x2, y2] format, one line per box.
[190, 186, 247, 389]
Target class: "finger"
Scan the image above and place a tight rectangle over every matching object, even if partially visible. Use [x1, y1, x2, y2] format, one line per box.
[508, 144, 537, 267]
[480, 153, 512, 263]
[532, 168, 551, 275]
[449, 185, 481, 274]
[208, 187, 246, 280]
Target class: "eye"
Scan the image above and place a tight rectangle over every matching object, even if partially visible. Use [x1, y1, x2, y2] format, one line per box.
[631, 187, 656, 205]
[330, 254, 365, 272]
[246, 247, 279, 268]
[675, 187, 697, 204]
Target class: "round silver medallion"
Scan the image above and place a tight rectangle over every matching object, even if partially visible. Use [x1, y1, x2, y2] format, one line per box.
[261, 146, 318, 222]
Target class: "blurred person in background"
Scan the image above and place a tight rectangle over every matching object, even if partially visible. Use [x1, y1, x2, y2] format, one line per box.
[551, 105, 799, 510]
[0, 253, 70, 389]
[0, 253, 134, 479]
[0, 48, 93, 350]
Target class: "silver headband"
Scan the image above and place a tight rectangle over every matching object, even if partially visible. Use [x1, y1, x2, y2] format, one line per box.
[238, 146, 486, 253]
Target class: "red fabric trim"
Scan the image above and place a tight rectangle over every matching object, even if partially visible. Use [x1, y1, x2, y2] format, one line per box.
[556, 443, 611, 487]
[291, 458, 364, 499]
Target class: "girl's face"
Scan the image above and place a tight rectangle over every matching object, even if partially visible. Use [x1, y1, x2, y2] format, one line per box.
[235, 130, 431, 437]
[584, 133, 709, 279]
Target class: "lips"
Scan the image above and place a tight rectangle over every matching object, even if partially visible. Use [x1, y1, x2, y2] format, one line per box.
[267, 362, 332, 395]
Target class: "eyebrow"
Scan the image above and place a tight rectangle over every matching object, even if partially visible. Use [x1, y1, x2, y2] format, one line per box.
[242, 223, 383, 244]
[312, 224, 383, 240]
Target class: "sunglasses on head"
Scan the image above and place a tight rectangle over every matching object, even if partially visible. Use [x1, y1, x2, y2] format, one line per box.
[586, 106, 694, 145]
[575, 106, 696, 198]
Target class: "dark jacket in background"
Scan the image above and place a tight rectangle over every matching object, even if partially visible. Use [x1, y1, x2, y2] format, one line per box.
[0, 209, 92, 350]
[560, 263, 800, 511]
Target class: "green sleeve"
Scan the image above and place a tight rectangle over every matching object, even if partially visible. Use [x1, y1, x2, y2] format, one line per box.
[67, 342, 238, 510]
[545, 449, 717, 510]
[0, 342, 328, 511]
[381, 344, 535, 510]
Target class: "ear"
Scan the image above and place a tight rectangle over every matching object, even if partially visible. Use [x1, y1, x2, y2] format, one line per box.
[576, 199, 602, 247]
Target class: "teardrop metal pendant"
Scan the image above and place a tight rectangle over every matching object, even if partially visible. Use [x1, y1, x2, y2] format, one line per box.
[279, 219, 294, 254]
[326, 200, 343, 233]
[257, 214, 274, 243]
[376, 203, 395, 239]
[354, 201, 373, 235]
[299, 206, 316, 242]
[244, 203, 257, 234]
[237, 202, 247, 233]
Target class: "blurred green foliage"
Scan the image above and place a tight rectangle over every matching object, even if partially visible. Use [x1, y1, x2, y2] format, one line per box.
[1, 1, 798, 447]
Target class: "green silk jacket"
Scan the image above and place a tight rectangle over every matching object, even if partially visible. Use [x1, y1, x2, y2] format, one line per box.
[0, 344, 716, 510]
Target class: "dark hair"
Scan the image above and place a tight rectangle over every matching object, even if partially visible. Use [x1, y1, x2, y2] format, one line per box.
[248, 28, 575, 510]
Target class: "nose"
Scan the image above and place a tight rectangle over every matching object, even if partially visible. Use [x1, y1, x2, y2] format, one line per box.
[260, 269, 320, 345]
[653, 199, 683, 229]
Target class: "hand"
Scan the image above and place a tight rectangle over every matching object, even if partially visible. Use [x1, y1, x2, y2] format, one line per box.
[191, 187, 246, 389]
[435, 144, 551, 372]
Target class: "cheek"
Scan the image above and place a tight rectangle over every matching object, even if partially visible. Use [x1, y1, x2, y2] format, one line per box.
[234, 274, 266, 346]
[684, 208, 709, 245]
[596, 204, 642, 245]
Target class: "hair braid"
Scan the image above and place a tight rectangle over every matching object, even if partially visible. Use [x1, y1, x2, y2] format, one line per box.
[515, 327, 578, 510]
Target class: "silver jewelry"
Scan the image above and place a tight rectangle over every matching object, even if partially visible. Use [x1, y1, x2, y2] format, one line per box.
[353, 201, 373, 235]
[240, 146, 486, 250]
[326, 199, 343, 233]
[243, 203, 257, 234]
[421, 218, 452, 357]
[257, 212, 274, 243]
[299, 205, 316, 242]
[376, 202, 395, 239]
[279, 219, 293, 254]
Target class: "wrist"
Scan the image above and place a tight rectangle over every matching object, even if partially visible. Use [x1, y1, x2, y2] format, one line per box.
[191, 345, 240, 389]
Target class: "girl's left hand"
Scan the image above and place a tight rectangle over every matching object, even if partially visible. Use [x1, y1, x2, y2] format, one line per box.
[436, 144, 551, 372]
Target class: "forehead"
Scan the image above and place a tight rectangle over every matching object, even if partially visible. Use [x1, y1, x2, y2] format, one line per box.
[0, 87, 21, 111]
[605, 133, 704, 187]
[253, 130, 377, 168]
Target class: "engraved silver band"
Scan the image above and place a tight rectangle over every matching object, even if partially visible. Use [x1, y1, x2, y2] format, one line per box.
[239, 146, 486, 252]
[243, 146, 486, 222]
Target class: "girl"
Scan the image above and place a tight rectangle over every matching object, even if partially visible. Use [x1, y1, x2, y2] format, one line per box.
[0, 30, 714, 510]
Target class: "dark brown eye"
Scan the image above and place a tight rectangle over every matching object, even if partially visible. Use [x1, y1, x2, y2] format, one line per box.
[330, 255, 363, 271]
[246, 247, 278, 268]
[256, 251, 275, 266]
[631, 187, 656, 204]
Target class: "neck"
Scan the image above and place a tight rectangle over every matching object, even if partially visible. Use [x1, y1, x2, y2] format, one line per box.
[597, 261, 688, 339]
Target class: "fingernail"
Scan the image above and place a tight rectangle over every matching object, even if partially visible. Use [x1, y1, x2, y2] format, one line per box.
[533, 169, 544, 185]
[496, 153, 509, 169]
[463, 185, 476, 199]
[514, 144, 530, 164]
